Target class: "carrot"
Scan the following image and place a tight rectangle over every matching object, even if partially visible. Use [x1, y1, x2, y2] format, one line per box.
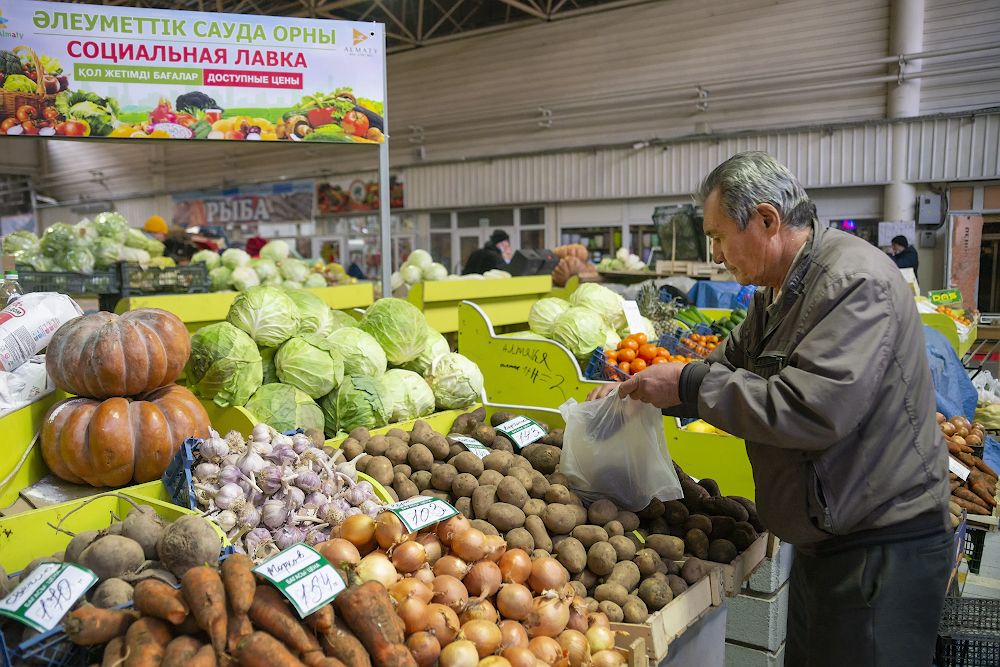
[320, 617, 371, 667]
[955, 487, 991, 509]
[226, 604, 254, 653]
[64, 606, 141, 645]
[952, 494, 990, 515]
[221, 554, 256, 617]
[949, 442, 974, 455]
[969, 480, 997, 507]
[162, 637, 203, 667]
[101, 636, 128, 667]
[190, 644, 216, 667]
[958, 451, 978, 468]
[976, 458, 998, 477]
[176, 614, 203, 637]
[248, 585, 320, 655]
[304, 604, 334, 635]
[302, 653, 346, 667]
[233, 632, 307, 667]
[181, 566, 228, 658]
[123, 617, 173, 667]
[135, 579, 191, 625]
[951, 480, 962, 492]
[950, 472, 959, 481]
[334, 581, 416, 667]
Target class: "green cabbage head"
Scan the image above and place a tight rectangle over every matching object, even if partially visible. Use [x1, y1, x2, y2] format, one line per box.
[209, 267, 232, 291]
[222, 248, 251, 270]
[528, 297, 571, 338]
[259, 240, 289, 263]
[329, 309, 359, 332]
[275, 334, 344, 399]
[191, 250, 222, 271]
[319, 375, 392, 437]
[569, 283, 626, 330]
[359, 298, 428, 366]
[303, 273, 327, 288]
[402, 329, 449, 376]
[406, 249, 432, 271]
[326, 327, 386, 378]
[186, 322, 263, 408]
[425, 352, 484, 410]
[249, 258, 279, 283]
[552, 306, 606, 359]
[227, 285, 300, 347]
[279, 258, 310, 283]
[245, 383, 324, 432]
[93, 212, 128, 242]
[3, 231, 40, 258]
[285, 289, 334, 336]
[382, 369, 435, 423]
[260, 346, 279, 384]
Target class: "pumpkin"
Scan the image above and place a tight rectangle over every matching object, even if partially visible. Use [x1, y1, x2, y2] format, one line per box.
[41, 384, 211, 487]
[47, 309, 191, 400]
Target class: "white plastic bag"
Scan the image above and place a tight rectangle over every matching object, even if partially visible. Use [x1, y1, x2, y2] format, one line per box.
[559, 389, 683, 511]
[0, 293, 83, 372]
[971, 370, 1000, 405]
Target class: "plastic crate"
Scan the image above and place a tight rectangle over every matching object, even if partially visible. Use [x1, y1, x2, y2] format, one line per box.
[659, 332, 709, 360]
[584, 347, 631, 382]
[964, 526, 987, 574]
[14, 267, 119, 295]
[0, 622, 101, 667]
[937, 597, 1000, 667]
[119, 263, 209, 297]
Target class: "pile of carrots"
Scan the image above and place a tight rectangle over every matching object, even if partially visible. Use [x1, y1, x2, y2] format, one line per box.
[935, 305, 973, 327]
[938, 413, 998, 526]
[605, 333, 694, 375]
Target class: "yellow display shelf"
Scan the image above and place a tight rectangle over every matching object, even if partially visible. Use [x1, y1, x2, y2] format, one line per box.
[407, 275, 552, 334]
[921, 312, 976, 358]
[114, 283, 374, 333]
[0, 391, 67, 510]
[551, 275, 579, 301]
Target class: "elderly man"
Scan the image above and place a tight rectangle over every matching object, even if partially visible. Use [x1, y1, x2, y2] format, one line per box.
[589, 152, 951, 666]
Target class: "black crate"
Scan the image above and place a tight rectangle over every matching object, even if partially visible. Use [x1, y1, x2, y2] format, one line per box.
[118, 263, 209, 297]
[937, 597, 1000, 667]
[964, 526, 988, 574]
[14, 267, 120, 295]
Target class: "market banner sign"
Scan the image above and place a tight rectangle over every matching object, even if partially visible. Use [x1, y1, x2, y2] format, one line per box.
[928, 288, 963, 307]
[317, 175, 403, 214]
[0, 0, 385, 143]
[173, 181, 314, 226]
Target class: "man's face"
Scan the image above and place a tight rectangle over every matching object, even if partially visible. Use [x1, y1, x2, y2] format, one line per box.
[703, 189, 771, 286]
[891, 243, 905, 254]
[497, 240, 513, 262]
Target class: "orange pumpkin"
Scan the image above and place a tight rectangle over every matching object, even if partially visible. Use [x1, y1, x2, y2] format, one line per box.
[47, 309, 191, 399]
[41, 384, 211, 487]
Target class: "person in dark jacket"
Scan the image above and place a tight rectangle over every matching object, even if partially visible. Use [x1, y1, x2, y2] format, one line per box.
[588, 152, 950, 667]
[463, 230, 511, 275]
[890, 234, 919, 271]
[347, 253, 366, 280]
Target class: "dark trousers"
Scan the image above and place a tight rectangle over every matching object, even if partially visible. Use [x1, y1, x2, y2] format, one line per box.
[785, 530, 953, 667]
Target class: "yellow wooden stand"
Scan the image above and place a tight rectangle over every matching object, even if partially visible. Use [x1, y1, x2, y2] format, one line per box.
[114, 283, 375, 332]
[551, 275, 579, 301]
[406, 275, 552, 334]
[0, 391, 67, 510]
[921, 312, 976, 358]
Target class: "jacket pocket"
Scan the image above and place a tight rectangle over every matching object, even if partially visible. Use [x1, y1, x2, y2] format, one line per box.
[752, 352, 787, 379]
[808, 461, 837, 534]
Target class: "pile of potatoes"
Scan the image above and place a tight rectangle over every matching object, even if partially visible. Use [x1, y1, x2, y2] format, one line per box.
[343, 407, 762, 625]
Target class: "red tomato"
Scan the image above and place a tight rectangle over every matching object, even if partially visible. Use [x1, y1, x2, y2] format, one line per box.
[341, 110, 370, 136]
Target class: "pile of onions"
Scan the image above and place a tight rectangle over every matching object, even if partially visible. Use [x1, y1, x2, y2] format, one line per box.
[376, 511, 410, 549]
[356, 552, 398, 588]
[438, 640, 479, 667]
[522, 590, 572, 639]
[407, 631, 441, 667]
[432, 574, 469, 611]
[392, 541, 427, 573]
[459, 620, 502, 658]
[527, 557, 569, 594]
[496, 584, 533, 621]
[499, 549, 532, 584]
[465, 561, 502, 598]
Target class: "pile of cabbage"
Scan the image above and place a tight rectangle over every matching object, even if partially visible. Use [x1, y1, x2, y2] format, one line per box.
[186, 286, 485, 436]
[192, 241, 336, 293]
[6, 212, 173, 274]
[518, 282, 655, 360]
[390, 248, 512, 292]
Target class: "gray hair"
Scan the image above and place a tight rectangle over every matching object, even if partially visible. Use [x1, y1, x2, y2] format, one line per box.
[694, 151, 815, 229]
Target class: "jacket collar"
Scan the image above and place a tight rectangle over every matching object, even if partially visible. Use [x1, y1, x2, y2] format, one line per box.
[759, 218, 823, 340]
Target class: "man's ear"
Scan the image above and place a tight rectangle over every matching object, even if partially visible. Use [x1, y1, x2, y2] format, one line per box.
[756, 203, 781, 234]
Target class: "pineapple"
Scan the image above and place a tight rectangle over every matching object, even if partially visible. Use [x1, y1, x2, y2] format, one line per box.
[637, 284, 685, 337]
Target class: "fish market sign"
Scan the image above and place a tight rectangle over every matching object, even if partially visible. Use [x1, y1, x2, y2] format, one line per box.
[172, 181, 315, 226]
[0, 0, 385, 143]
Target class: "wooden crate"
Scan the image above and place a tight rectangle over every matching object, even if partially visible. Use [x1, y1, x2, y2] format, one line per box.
[722, 532, 770, 596]
[611, 565, 725, 661]
[621, 637, 650, 667]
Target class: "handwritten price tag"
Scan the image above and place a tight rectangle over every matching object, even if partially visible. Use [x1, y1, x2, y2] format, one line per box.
[0, 563, 97, 632]
[253, 545, 346, 618]
[622, 301, 650, 337]
[496, 416, 546, 449]
[450, 436, 490, 459]
[949, 457, 970, 481]
[384, 496, 458, 533]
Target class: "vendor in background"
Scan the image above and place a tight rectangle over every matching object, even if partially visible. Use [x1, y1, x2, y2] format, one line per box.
[163, 226, 199, 265]
[143, 215, 168, 241]
[463, 230, 511, 274]
[588, 151, 950, 667]
[245, 236, 267, 258]
[347, 253, 366, 280]
[889, 234, 919, 271]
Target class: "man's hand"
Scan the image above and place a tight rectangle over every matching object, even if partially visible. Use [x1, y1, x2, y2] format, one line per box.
[618, 362, 685, 409]
[586, 382, 620, 402]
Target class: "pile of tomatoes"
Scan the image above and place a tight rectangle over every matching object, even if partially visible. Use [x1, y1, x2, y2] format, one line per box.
[605, 333, 695, 375]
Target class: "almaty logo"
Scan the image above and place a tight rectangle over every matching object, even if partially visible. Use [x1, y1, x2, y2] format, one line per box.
[0, 11, 8, 28]
[353, 29, 368, 46]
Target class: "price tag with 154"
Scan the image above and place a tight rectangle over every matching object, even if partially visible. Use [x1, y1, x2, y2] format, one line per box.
[253, 544, 346, 618]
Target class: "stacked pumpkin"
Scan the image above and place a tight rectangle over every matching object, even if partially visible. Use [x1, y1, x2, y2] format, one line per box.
[41, 309, 211, 487]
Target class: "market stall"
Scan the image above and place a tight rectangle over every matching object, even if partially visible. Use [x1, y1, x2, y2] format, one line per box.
[407, 275, 552, 334]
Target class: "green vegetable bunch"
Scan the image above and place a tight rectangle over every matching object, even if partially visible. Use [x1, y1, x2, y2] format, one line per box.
[55, 90, 121, 137]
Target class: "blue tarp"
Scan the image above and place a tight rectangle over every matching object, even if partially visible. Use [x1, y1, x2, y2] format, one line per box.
[687, 281, 744, 308]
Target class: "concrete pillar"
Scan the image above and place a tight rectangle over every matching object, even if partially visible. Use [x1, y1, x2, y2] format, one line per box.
[884, 0, 925, 223]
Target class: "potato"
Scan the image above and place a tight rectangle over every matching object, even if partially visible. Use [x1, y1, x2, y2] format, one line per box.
[394, 464, 413, 479]
[66, 530, 101, 565]
[523, 499, 547, 517]
[511, 455, 534, 471]
[472, 485, 498, 520]
[623, 599, 649, 623]
[357, 454, 372, 473]
[684, 514, 713, 535]
[394, 477, 419, 501]
[487, 503, 527, 533]
[410, 470, 432, 491]
[365, 434, 390, 456]
[386, 488, 399, 503]
[471, 424, 496, 446]
[490, 411, 516, 427]
[729, 496, 757, 518]
[545, 485, 572, 505]
[708, 539, 738, 565]
[91, 578, 134, 608]
[452, 452, 485, 477]
[547, 472, 569, 487]
[527, 472, 550, 500]
[680, 558, 705, 585]
[700, 497, 750, 523]
[625, 531, 644, 551]
[588, 499, 619, 526]
[634, 549, 663, 577]
[555, 537, 587, 574]
[506, 528, 534, 552]
[470, 407, 487, 422]
[664, 559, 681, 576]
[407, 443, 434, 472]
[366, 456, 394, 487]
[530, 549, 551, 561]
[452, 473, 479, 498]
[386, 428, 410, 443]
[426, 433, 451, 460]
[605, 560, 640, 592]
[585, 598, 600, 613]
[524, 444, 561, 474]
[608, 535, 636, 563]
[492, 435, 515, 453]
[551, 535, 570, 551]
[645, 534, 684, 561]
[421, 489, 450, 501]
[566, 492, 584, 508]
[604, 521, 624, 538]
[731, 523, 758, 552]
[570, 581, 588, 599]
[340, 437, 364, 461]
[709, 516, 737, 542]
[431, 463, 458, 491]
[494, 476, 528, 510]
[594, 583, 628, 607]
[638, 578, 673, 611]
[571, 506, 589, 529]
[409, 420, 432, 444]
[448, 443, 465, 459]
[616, 511, 640, 532]
[385, 438, 409, 465]
[451, 413, 477, 435]
[349, 427, 371, 446]
[587, 542, 618, 577]
[598, 601, 624, 623]
[697, 478, 721, 497]
[572, 526, 609, 550]
[471, 519, 499, 537]
[455, 496, 473, 519]
[666, 574, 688, 597]
[508, 467, 535, 493]
[541, 429, 564, 448]
[542, 504, 578, 535]
[525, 515, 553, 553]
[685, 529, 710, 560]
[483, 450, 514, 476]
[479, 469, 504, 488]
[638, 499, 665, 520]
[573, 568, 598, 591]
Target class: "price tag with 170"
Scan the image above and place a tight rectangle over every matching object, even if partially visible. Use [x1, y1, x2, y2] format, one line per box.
[0, 563, 97, 632]
[385, 496, 458, 533]
[253, 544, 346, 618]
[496, 416, 546, 449]
[450, 436, 490, 459]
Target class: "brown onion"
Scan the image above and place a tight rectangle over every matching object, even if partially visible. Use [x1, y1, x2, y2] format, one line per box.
[499, 619, 529, 649]
[407, 631, 441, 667]
[501, 647, 537, 667]
[590, 650, 623, 667]
[439, 640, 479, 667]
[523, 592, 570, 638]
[416, 532, 444, 565]
[411, 564, 436, 586]
[358, 532, 379, 556]
[586, 625, 615, 652]
[566, 597, 588, 633]
[341, 513, 376, 547]
[452, 528, 488, 562]
[941, 422, 957, 436]
[357, 552, 398, 588]
[425, 603, 461, 644]
[437, 514, 471, 546]
[528, 557, 569, 594]
[396, 596, 429, 636]
[392, 540, 427, 573]
[499, 549, 532, 584]
[483, 534, 507, 562]
[376, 511, 410, 549]
[432, 574, 469, 611]
[478, 658, 512, 667]
[435, 555, 472, 579]
[460, 619, 503, 658]
[459, 597, 498, 625]
[466, 560, 502, 598]
[586, 612, 610, 630]
[318, 538, 361, 567]
[497, 583, 533, 621]
[528, 636, 563, 665]
[558, 630, 591, 667]
[391, 578, 434, 604]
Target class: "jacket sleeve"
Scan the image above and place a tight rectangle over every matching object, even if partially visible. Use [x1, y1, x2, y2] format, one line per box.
[694, 273, 897, 450]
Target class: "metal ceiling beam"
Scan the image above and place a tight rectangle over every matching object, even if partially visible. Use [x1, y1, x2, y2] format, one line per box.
[496, 0, 547, 20]
[373, 0, 416, 40]
[423, 0, 466, 40]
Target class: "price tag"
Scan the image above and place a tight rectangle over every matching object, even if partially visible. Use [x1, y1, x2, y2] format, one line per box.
[253, 545, 346, 618]
[949, 457, 970, 481]
[496, 416, 546, 449]
[450, 436, 490, 459]
[0, 563, 97, 632]
[384, 496, 458, 533]
[622, 301, 650, 336]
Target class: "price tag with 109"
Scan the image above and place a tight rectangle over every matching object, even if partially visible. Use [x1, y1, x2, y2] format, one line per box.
[0, 563, 97, 632]
[384, 496, 458, 533]
[252, 544, 346, 618]
[450, 435, 490, 459]
[496, 416, 546, 449]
